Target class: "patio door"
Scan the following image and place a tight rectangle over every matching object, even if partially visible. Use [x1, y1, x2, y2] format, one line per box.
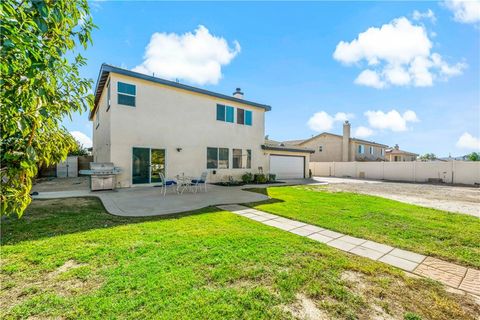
[132, 147, 166, 184]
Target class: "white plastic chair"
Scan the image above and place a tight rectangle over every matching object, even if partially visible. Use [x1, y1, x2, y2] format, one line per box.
[158, 172, 177, 197]
[191, 171, 208, 193]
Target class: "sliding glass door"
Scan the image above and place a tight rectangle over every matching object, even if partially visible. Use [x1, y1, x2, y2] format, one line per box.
[132, 147, 165, 184]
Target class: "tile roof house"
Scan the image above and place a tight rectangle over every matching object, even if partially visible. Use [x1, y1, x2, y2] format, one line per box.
[276, 121, 389, 162]
[385, 145, 418, 162]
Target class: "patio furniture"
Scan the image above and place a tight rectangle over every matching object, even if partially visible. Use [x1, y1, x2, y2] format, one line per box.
[191, 171, 208, 193]
[175, 173, 194, 194]
[158, 173, 177, 197]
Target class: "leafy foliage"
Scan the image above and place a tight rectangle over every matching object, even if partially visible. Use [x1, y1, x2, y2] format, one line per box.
[68, 138, 89, 156]
[419, 153, 437, 161]
[466, 152, 480, 161]
[0, 0, 95, 217]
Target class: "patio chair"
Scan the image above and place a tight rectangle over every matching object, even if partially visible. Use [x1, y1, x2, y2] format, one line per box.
[191, 171, 208, 193]
[158, 173, 177, 197]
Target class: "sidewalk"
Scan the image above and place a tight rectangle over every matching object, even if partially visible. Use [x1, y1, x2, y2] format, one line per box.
[217, 204, 480, 297]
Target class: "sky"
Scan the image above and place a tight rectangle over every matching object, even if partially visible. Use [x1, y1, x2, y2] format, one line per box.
[66, 1, 480, 157]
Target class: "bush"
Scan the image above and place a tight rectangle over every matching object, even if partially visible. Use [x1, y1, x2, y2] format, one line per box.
[404, 312, 422, 320]
[254, 174, 268, 183]
[241, 172, 254, 183]
[267, 174, 276, 182]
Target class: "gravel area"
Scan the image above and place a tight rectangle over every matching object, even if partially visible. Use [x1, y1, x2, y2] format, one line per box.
[313, 177, 479, 217]
[32, 177, 89, 192]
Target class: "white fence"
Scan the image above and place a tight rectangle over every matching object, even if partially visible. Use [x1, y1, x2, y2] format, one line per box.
[309, 161, 480, 185]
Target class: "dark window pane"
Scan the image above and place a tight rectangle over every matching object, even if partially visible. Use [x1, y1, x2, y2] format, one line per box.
[226, 106, 234, 123]
[118, 94, 135, 107]
[237, 108, 244, 124]
[246, 149, 251, 169]
[219, 148, 229, 169]
[233, 149, 242, 169]
[216, 104, 225, 121]
[245, 110, 252, 125]
[207, 147, 218, 169]
[132, 147, 150, 184]
[118, 82, 136, 95]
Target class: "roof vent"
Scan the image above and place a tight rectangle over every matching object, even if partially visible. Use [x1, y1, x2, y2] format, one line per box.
[233, 88, 244, 99]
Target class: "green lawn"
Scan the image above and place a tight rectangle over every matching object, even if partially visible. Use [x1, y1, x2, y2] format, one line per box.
[1, 198, 479, 319]
[245, 186, 480, 268]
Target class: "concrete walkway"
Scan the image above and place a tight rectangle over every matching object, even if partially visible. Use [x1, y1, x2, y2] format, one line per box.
[217, 204, 480, 297]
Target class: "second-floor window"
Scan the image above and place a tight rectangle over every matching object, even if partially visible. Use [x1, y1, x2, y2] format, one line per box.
[216, 104, 234, 123]
[118, 82, 136, 107]
[358, 144, 365, 154]
[319, 146, 323, 152]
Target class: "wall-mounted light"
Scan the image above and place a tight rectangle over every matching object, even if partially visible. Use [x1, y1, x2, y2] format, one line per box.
[176, 148, 182, 152]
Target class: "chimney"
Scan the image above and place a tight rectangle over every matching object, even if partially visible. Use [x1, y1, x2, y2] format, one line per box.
[233, 88, 244, 99]
[342, 121, 350, 162]
[394, 144, 399, 150]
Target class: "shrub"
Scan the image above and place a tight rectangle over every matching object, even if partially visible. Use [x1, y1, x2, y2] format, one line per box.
[267, 174, 276, 182]
[254, 174, 268, 184]
[404, 312, 422, 320]
[241, 172, 254, 183]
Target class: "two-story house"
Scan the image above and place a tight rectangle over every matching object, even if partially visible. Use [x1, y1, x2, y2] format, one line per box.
[90, 64, 313, 187]
[385, 145, 418, 162]
[276, 121, 388, 162]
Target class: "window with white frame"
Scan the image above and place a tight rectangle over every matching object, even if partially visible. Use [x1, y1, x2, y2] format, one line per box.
[358, 144, 365, 154]
[207, 147, 229, 169]
[233, 149, 242, 169]
[369, 146, 374, 154]
[117, 82, 136, 107]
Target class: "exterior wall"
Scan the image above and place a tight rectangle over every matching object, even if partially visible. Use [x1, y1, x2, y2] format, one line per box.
[353, 142, 385, 161]
[309, 161, 480, 185]
[107, 73, 268, 187]
[264, 150, 311, 178]
[92, 77, 111, 163]
[300, 135, 343, 162]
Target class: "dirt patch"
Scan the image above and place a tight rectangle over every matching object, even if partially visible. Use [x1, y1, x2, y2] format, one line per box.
[0, 260, 102, 312]
[283, 293, 330, 320]
[32, 177, 89, 192]
[312, 178, 480, 217]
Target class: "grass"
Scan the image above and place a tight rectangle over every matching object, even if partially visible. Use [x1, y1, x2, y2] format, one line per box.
[1, 198, 479, 319]
[245, 186, 480, 268]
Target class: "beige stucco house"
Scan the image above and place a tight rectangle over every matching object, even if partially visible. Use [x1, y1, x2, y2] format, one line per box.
[90, 64, 312, 187]
[385, 145, 418, 162]
[279, 121, 388, 162]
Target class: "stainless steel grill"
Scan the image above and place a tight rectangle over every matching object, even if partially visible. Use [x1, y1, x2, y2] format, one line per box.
[79, 162, 121, 191]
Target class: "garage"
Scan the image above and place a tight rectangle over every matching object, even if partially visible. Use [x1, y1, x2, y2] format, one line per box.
[269, 155, 305, 179]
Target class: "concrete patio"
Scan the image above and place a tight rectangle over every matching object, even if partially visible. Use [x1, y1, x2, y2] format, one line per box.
[32, 179, 321, 216]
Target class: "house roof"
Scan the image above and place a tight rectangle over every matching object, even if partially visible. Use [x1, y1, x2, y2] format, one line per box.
[385, 149, 418, 156]
[89, 63, 272, 120]
[284, 132, 389, 148]
[263, 140, 315, 154]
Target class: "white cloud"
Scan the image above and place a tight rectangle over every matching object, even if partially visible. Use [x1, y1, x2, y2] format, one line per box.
[333, 17, 466, 88]
[412, 9, 437, 23]
[456, 132, 480, 149]
[307, 111, 354, 132]
[70, 131, 92, 148]
[133, 25, 241, 85]
[443, 0, 480, 24]
[364, 110, 419, 132]
[354, 126, 375, 138]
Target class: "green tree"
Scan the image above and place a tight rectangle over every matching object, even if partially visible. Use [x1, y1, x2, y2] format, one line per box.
[1, 0, 95, 217]
[467, 152, 480, 161]
[419, 153, 437, 161]
[68, 139, 89, 157]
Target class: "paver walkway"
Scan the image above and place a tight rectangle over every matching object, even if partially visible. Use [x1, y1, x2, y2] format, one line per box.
[217, 204, 480, 297]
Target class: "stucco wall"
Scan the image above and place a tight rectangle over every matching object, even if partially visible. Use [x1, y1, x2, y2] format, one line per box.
[309, 161, 480, 185]
[301, 135, 343, 162]
[353, 142, 385, 161]
[104, 73, 269, 187]
[92, 78, 111, 163]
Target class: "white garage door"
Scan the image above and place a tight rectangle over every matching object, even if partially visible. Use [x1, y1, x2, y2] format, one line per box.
[269, 155, 304, 179]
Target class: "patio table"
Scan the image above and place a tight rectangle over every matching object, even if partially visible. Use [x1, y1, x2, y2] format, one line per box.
[175, 174, 195, 194]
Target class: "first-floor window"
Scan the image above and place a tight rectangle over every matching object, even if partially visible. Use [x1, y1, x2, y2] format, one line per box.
[246, 149, 251, 169]
[369, 146, 374, 154]
[381, 149, 385, 156]
[233, 149, 242, 168]
[358, 144, 365, 154]
[207, 147, 229, 169]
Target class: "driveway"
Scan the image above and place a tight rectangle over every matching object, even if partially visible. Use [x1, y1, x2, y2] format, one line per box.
[314, 177, 480, 218]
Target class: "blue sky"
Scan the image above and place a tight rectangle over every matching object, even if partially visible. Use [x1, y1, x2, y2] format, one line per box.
[67, 1, 480, 157]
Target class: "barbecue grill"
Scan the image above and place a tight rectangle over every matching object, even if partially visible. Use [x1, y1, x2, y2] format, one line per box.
[79, 162, 121, 191]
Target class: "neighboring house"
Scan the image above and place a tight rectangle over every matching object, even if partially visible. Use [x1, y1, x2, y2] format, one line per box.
[385, 145, 418, 162]
[90, 64, 312, 187]
[279, 121, 388, 162]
